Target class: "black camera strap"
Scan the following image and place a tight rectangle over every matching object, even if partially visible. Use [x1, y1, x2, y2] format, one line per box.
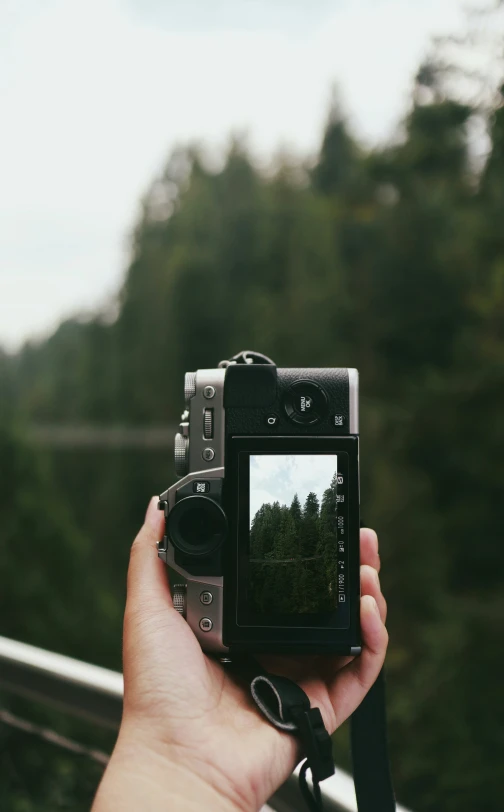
[350, 668, 396, 812]
[227, 656, 395, 812]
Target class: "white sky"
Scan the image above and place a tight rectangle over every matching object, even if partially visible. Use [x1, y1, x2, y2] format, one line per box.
[0, 0, 469, 351]
[250, 453, 338, 524]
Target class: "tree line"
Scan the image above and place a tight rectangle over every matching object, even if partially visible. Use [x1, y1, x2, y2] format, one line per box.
[248, 477, 340, 614]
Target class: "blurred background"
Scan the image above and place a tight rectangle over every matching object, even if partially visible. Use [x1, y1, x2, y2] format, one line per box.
[1, 0, 504, 810]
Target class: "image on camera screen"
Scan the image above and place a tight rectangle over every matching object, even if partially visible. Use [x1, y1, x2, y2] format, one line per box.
[248, 454, 341, 615]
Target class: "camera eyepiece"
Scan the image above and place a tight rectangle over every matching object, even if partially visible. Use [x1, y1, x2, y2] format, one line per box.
[167, 496, 227, 557]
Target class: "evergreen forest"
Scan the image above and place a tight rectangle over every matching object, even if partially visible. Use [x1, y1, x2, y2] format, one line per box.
[1, 27, 504, 811]
[249, 482, 340, 615]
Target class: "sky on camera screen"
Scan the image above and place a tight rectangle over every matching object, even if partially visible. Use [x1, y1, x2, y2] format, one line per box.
[249, 454, 338, 528]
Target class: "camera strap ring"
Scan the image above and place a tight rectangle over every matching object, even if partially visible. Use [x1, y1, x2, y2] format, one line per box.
[218, 350, 276, 368]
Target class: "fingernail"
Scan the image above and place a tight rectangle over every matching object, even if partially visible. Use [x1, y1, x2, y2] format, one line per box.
[145, 495, 161, 529]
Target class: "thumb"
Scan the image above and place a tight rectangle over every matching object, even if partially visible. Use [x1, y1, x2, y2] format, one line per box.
[122, 498, 179, 718]
[126, 496, 173, 615]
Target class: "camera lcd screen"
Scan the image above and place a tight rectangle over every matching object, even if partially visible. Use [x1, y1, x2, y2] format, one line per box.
[246, 454, 343, 617]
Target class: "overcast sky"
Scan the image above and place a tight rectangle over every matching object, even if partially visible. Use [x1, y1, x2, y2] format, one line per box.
[250, 454, 338, 524]
[0, 0, 469, 350]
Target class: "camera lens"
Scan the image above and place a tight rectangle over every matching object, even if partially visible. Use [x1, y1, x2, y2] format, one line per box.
[283, 380, 328, 425]
[167, 496, 227, 557]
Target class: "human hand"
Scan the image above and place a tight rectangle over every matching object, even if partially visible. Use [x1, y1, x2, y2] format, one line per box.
[93, 497, 388, 812]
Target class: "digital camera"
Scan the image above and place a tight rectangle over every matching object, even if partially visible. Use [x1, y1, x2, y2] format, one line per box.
[157, 353, 361, 656]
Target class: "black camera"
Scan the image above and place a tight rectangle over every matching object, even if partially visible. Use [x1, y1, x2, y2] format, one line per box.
[157, 354, 361, 656]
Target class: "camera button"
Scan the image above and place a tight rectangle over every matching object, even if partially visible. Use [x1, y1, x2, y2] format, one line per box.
[265, 414, 279, 427]
[200, 591, 213, 605]
[284, 380, 328, 425]
[199, 617, 213, 632]
[156, 535, 168, 553]
[202, 447, 215, 461]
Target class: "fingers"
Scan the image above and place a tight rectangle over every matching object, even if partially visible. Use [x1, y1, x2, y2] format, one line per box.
[326, 595, 388, 728]
[322, 529, 387, 728]
[126, 496, 173, 616]
[360, 528, 380, 571]
[360, 564, 387, 623]
[360, 528, 386, 620]
[359, 593, 389, 665]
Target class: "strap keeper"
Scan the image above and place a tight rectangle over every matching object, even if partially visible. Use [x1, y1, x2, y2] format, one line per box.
[289, 706, 335, 783]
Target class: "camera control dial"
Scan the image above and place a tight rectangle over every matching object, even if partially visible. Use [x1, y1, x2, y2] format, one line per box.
[174, 432, 190, 476]
[184, 371, 197, 402]
[172, 583, 187, 617]
[204, 408, 213, 439]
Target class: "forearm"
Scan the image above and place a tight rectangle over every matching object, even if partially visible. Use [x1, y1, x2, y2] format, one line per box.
[93, 731, 243, 812]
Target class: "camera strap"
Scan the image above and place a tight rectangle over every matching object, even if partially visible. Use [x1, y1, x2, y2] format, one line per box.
[250, 667, 334, 811]
[228, 657, 395, 812]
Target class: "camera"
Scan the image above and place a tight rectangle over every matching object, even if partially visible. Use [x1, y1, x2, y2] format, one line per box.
[157, 355, 361, 656]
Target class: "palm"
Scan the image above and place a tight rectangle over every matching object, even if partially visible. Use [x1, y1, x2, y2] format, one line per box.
[123, 507, 387, 811]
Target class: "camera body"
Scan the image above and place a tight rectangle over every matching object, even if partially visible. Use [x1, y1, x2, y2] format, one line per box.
[157, 362, 361, 656]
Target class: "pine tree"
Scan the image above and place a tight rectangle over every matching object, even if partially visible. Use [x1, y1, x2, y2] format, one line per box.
[312, 101, 362, 199]
[289, 493, 303, 559]
[301, 492, 320, 558]
[249, 503, 266, 558]
[303, 491, 320, 519]
[290, 492, 302, 522]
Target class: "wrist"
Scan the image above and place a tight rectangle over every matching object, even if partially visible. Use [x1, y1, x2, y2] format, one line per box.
[93, 723, 247, 812]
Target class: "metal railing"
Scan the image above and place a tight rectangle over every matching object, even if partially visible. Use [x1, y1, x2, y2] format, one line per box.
[0, 636, 122, 729]
[27, 424, 177, 449]
[0, 635, 411, 812]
